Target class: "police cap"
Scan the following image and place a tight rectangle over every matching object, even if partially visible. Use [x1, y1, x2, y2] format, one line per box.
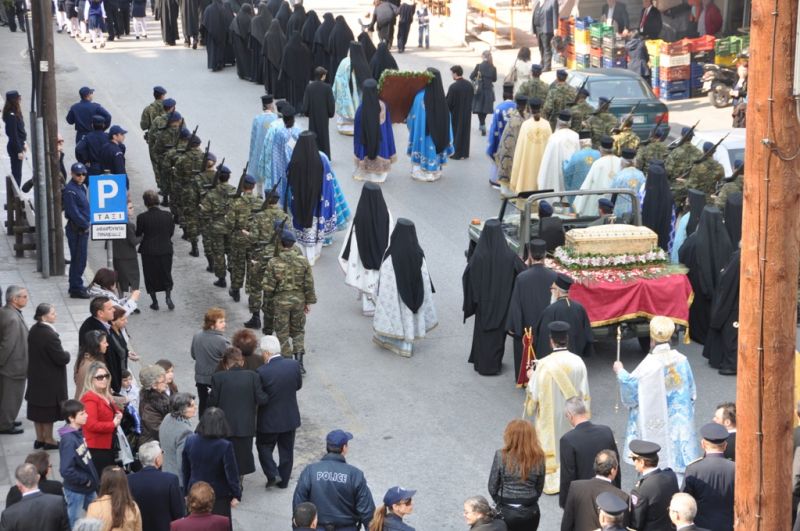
[91, 114, 106, 126]
[700, 422, 729, 443]
[326, 429, 353, 447]
[383, 487, 417, 506]
[596, 492, 628, 516]
[629, 439, 661, 459]
[70, 162, 88, 175]
[79, 86, 94, 98]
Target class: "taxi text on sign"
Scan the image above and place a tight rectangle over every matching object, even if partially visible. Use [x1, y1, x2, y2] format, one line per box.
[89, 173, 128, 240]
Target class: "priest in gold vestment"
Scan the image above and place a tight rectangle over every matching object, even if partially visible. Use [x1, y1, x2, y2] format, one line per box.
[525, 320, 590, 495]
[509, 97, 552, 196]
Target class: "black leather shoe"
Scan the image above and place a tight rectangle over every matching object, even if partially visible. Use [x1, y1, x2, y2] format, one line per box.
[69, 290, 90, 299]
[265, 477, 280, 488]
[719, 368, 737, 376]
[42, 442, 59, 450]
[13, 421, 22, 427]
[166, 296, 175, 310]
[0, 427, 24, 435]
[33, 440, 44, 449]
[150, 302, 159, 310]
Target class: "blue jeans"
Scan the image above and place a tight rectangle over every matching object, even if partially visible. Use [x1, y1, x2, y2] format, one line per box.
[418, 25, 429, 48]
[66, 225, 88, 292]
[64, 487, 96, 528]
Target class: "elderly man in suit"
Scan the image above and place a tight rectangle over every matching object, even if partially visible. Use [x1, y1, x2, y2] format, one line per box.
[127, 441, 185, 531]
[0, 285, 29, 435]
[0, 463, 69, 530]
[559, 397, 620, 507]
[256, 335, 303, 489]
[532, 0, 559, 72]
[669, 492, 709, 531]
[561, 450, 629, 531]
[602, 0, 630, 35]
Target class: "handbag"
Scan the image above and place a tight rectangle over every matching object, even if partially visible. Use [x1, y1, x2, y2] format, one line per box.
[503, 60, 518, 84]
[472, 66, 482, 92]
[495, 464, 539, 525]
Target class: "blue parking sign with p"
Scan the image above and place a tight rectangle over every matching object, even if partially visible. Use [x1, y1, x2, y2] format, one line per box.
[89, 174, 128, 240]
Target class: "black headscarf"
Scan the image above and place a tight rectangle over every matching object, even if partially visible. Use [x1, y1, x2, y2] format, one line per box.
[327, 15, 354, 78]
[685, 188, 706, 235]
[681, 206, 734, 297]
[232, 3, 253, 37]
[249, 3, 272, 44]
[359, 78, 382, 160]
[349, 42, 371, 95]
[265, 0, 279, 15]
[300, 9, 319, 47]
[275, 0, 291, 32]
[357, 31, 376, 62]
[462, 219, 524, 329]
[385, 218, 426, 313]
[342, 182, 391, 271]
[287, 131, 324, 229]
[370, 41, 397, 82]
[263, 19, 285, 68]
[641, 164, 674, 252]
[286, 3, 305, 36]
[314, 12, 334, 54]
[202, 0, 233, 44]
[723, 191, 742, 245]
[280, 31, 311, 83]
[424, 68, 450, 154]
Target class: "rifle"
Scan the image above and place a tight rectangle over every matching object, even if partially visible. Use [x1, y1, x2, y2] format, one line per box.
[571, 78, 589, 105]
[196, 140, 211, 176]
[204, 157, 225, 191]
[612, 100, 641, 134]
[639, 113, 667, 146]
[260, 181, 280, 210]
[274, 217, 288, 257]
[668, 120, 699, 150]
[234, 162, 249, 197]
[693, 132, 730, 164]
[179, 125, 198, 154]
[593, 96, 615, 115]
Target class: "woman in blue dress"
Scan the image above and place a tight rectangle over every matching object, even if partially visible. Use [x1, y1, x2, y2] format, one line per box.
[353, 78, 396, 183]
[332, 42, 370, 136]
[406, 67, 454, 182]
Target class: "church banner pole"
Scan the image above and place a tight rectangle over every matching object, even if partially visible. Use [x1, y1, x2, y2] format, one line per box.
[734, 0, 800, 525]
[614, 325, 621, 413]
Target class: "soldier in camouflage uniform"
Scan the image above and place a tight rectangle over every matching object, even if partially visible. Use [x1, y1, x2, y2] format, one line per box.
[162, 127, 191, 223]
[242, 187, 292, 331]
[151, 110, 183, 207]
[197, 153, 218, 272]
[585, 97, 618, 150]
[199, 165, 236, 287]
[263, 229, 316, 373]
[665, 127, 703, 206]
[516, 64, 549, 102]
[714, 160, 743, 209]
[634, 126, 670, 173]
[612, 117, 640, 156]
[147, 98, 176, 197]
[139, 86, 166, 138]
[569, 87, 594, 132]
[173, 134, 206, 256]
[542, 69, 577, 131]
[683, 141, 726, 198]
[225, 175, 262, 302]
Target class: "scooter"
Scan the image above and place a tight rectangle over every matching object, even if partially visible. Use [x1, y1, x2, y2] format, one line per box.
[701, 63, 738, 108]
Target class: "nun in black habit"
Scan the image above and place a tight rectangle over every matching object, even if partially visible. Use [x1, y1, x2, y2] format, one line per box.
[274, 0, 290, 32]
[313, 12, 335, 75]
[679, 205, 734, 345]
[248, 2, 272, 84]
[641, 162, 675, 252]
[279, 31, 312, 111]
[230, 3, 255, 80]
[533, 274, 595, 358]
[201, 0, 233, 70]
[159, 0, 179, 44]
[370, 41, 397, 82]
[285, 2, 304, 35]
[180, 0, 202, 47]
[262, 19, 286, 97]
[300, 9, 319, 48]
[327, 15, 354, 81]
[723, 191, 743, 246]
[357, 31, 377, 63]
[264, 0, 278, 15]
[702, 249, 740, 375]
[463, 219, 526, 375]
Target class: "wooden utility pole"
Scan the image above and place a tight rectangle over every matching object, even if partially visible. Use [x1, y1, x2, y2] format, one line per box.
[735, 0, 800, 526]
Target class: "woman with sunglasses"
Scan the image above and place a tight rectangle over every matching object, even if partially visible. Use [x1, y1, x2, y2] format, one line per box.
[80, 361, 123, 477]
[369, 486, 416, 531]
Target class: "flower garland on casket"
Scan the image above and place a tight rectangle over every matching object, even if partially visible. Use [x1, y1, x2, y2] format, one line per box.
[547, 247, 685, 285]
[378, 69, 434, 124]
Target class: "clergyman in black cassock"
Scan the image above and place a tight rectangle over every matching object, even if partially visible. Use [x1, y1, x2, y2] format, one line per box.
[201, 0, 233, 70]
[678, 206, 733, 345]
[262, 19, 286, 97]
[248, 2, 271, 84]
[230, 3, 254, 80]
[506, 240, 556, 382]
[279, 31, 312, 111]
[463, 219, 525, 375]
[159, 0, 179, 44]
[702, 249, 740, 375]
[534, 274, 594, 358]
[446, 66, 474, 160]
[302, 68, 335, 159]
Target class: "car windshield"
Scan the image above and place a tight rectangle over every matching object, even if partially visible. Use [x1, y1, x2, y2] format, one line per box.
[588, 78, 652, 101]
[727, 147, 745, 167]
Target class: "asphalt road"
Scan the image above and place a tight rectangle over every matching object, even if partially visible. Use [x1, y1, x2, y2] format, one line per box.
[0, 4, 738, 529]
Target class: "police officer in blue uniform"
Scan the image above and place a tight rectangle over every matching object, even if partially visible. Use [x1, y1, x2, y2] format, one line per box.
[682, 423, 735, 531]
[66, 87, 111, 142]
[62, 163, 91, 298]
[75, 115, 110, 180]
[293, 430, 376, 530]
[628, 439, 680, 531]
[595, 491, 630, 530]
[101, 125, 128, 185]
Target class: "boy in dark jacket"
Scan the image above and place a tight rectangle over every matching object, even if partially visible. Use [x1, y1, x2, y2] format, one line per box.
[58, 399, 100, 528]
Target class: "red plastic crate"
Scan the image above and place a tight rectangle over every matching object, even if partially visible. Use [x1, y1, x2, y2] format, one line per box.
[688, 35, 715, 52]
[659, 65, 691, 81]
[660, 39, 691, 55]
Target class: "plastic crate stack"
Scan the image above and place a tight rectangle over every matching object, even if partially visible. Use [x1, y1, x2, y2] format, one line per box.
[646, 39, 663, 97]
[688, 35, 715, 98]
[601, 32, 627, 68]
[589, 23, 611, 68]
[713, 35, 747, 67]
[557, 17, 574, 68]
[659, 39, 691, 101]
[573, 17, 593, 70]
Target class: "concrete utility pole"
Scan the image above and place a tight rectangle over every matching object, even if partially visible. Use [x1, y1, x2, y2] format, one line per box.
[735, 0, 800, 526]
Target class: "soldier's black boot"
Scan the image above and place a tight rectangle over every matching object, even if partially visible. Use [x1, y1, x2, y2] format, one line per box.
[189, 242, 199, 257]
[206, 257, 214, 272]
[213, 276, 227, 288]
[149, 292, 159, 311]
[161, 195, 169, 207]
[295, 351, 306, 375]
[229, 288, 240, 302]
[165, 290, 175, 310]
[244, 313, 261, 329]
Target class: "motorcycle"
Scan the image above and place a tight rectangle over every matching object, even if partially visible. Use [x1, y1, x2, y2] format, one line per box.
[701, 63, 738, 108]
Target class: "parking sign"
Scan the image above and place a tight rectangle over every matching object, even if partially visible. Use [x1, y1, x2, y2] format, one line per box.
[89, 173, 128, 240]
